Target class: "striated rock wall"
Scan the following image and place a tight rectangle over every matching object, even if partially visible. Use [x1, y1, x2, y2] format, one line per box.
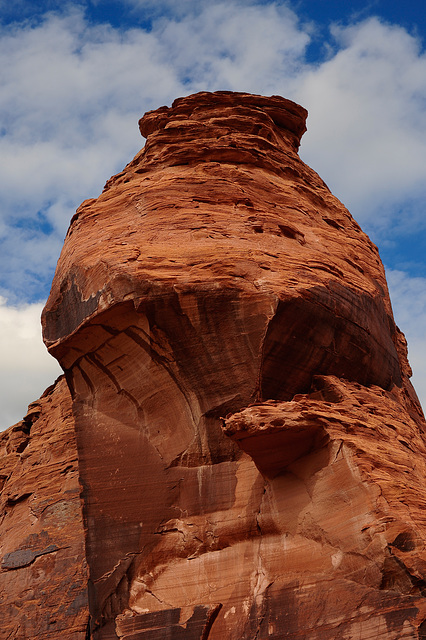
[0, 377, 88, 639]
[2, 90, 426, 639]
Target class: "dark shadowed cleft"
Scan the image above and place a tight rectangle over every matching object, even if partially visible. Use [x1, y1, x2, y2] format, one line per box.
[43, 280, 101, 343]
[419, 619, 426, 639]
[390, 531, 417, 552]
[277, 224, 305, 244]
[1, 544, 58, 570]
[260, 282, 402, 401]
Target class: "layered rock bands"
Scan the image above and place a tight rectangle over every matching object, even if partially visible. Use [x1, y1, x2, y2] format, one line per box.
[2, 91, 426, 639]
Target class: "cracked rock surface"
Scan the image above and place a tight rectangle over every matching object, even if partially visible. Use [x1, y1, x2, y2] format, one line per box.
[2, 91, 426, 639]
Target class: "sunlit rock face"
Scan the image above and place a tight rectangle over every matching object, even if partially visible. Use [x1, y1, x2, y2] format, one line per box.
[39, 91, 426, 639]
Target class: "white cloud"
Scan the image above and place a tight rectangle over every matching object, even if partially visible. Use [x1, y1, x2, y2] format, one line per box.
[150, 2, 310, 92]
[0, 297, 62, 430]
[114, 0, 292, 20]
[386, 270, 426, 412]
[295, 18, 426, 234]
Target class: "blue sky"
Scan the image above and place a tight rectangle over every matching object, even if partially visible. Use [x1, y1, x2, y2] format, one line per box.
[1, 0, 426, 427]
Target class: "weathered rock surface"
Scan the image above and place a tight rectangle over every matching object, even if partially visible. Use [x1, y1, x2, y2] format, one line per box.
[0, 377, 88, 639]
[2, 90, 426, 638]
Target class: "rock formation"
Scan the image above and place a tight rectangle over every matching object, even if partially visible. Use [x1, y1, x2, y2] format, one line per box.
[0, 377, 88, 639]
[2, 90, 426, 639]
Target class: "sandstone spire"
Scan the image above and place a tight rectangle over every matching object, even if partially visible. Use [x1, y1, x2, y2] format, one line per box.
[2, 91, 426, 639]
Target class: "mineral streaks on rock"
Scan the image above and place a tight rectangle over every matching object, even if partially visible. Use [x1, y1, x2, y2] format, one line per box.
[40, 91, 426, 638]
[0, 377, 88, 639]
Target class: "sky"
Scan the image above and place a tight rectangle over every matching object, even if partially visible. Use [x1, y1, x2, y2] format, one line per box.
[1, 0, 426, 429]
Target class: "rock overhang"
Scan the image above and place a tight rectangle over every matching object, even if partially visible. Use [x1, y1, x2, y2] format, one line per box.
[43, 91, 404, 401]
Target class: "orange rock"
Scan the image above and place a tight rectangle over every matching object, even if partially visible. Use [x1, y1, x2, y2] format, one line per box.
[0, 377, 88, 639]
[3, 91, 426, 639]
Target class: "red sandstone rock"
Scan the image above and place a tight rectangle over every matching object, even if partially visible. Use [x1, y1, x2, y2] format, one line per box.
[41, 91, 426, 639]
[0, 377, 88, 639]
[2, 90, 426, 639]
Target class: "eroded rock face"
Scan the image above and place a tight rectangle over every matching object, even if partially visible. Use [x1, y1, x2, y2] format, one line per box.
[36, 91, 426, 638]
[0, 377, 88, 639]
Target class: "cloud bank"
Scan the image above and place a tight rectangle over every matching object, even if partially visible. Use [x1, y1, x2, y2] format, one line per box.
[0, 297, 61, 430]
[1, 1, 426, 426]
